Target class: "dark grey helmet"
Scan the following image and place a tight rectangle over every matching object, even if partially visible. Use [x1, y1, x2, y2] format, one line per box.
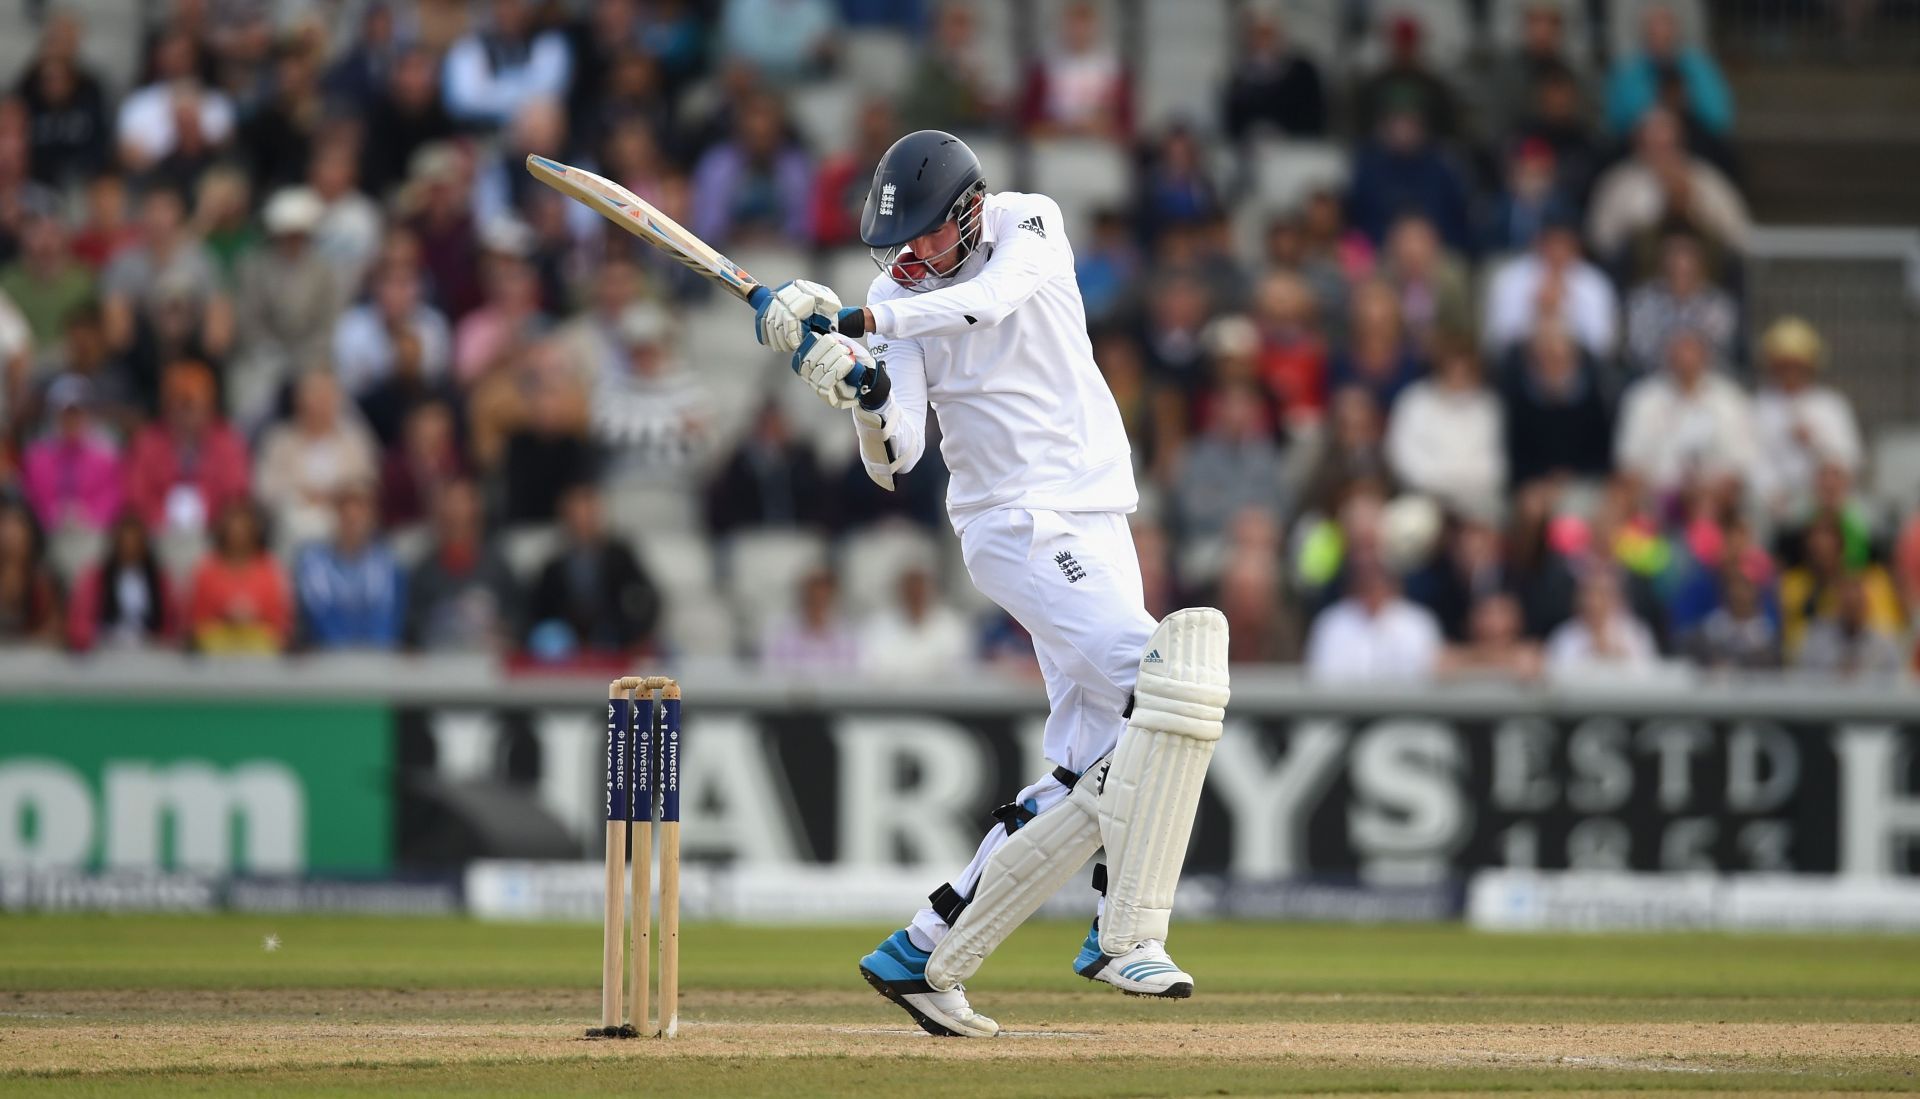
[861, 130, 987, 292]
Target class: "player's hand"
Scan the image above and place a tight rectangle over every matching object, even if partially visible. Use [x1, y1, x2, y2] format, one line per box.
[754, 279, 841, 353]
[792, 331, 883, 410]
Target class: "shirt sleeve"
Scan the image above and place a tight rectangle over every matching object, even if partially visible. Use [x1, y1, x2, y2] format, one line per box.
[867, 198, 1070, 339]
[852, 330, 929, 488]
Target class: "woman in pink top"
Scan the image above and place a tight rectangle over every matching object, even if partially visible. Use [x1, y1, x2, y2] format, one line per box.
[22, 375, 121, 533]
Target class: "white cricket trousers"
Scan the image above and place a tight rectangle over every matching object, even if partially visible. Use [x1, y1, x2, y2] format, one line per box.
[908, 507, 1158, 948]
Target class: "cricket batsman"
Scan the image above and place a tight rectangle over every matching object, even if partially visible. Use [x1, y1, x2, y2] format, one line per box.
[750, 130, 1231, 1037]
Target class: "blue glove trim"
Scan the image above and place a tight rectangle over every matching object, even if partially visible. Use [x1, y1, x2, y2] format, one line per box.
[748, 285, 772, 310]
[789, 330, 818, 374]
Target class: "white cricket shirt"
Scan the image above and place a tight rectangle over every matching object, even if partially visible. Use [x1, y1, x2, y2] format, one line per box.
[856, 191, 1136, 533]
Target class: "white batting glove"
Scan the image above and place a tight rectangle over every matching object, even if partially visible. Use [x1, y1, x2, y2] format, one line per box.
[754, 279, 842, 353]
[792, 331, 875, 410]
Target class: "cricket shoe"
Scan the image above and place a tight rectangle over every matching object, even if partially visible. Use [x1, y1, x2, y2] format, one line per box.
[858, 930, 1000, 1038]
[1072, 920, 1194, 998]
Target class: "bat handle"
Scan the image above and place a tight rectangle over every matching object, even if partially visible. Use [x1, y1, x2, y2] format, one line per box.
[747, 285, 771, 310]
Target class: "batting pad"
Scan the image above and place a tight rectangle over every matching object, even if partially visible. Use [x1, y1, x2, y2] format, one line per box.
[925, 776, 1102, 990]
[1098, 607, 1230, 955]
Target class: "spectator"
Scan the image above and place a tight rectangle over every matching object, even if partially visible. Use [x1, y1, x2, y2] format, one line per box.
[1896, 506, 1920, 619]
[706, 400, 832, 536]
[1615, 328, 1756, 500]
[1587, 108, 1748, 261]
[1222, 7, 1327, 140]
[562, 0, 647, 142]
[0, 98, 58, 261]
[1214, 508, 1288, 661]
[1387, 337, 1504, 517]
[1479, 138, 1570, 256]
[404, 477, 518, 652]
[333, 261, 453, 398]
[363, 47, 456, 200]
[1481, 1, 1592, 143]
[99, 186, 231, 366]
[1510, 61, 1600, 206]
[41, 303, 135, 433]
[1500, 321, 1612, 486]
[902, 1, 1003, 133]
[1408, 517, 1510, 642]
[402, 143, 484, 320]
[0, 498, 61, 647]
[442, 0, 574, 130]
[813, 99, 899, 247]
[232, 188, 347, 429]
[1544, 568, 1661, 678]
[306, 132, 385, 289]
[1623, 230, 1737, 375]
[380, 399, 465, 528]
[1779, 517, 1902, 659]
[760, 565, 860, 673]
[1328, 280, 1423, 413]
[124, 360, 249, 535]
[115, 29, 235, 173]
[1683, 568, 1780, 672]
[1751, 317, 1863, 525]
[472, 340, 597, 525]
[690, 93, 812, 247]
[1437, 591, 1541, 680]
[454, 233, 550, 385]
[66, 511, 174, 651]
[1482, 214, 1616, 357]
[1353, 13, 1458, 139]
[1794, 573, 1906, 680]
[292, 482, 404, 650]
[70, 172, 139, 271]
[473, 98, 570, 230]
[0, 209, 93, 360]
[1346, 102, 1472, 253]
[1137, 273, 1212, 392]
[1300, 388, 1393, 520]
[255, 369, 380, 549]
[184, 499, 291, 654]
[1605, 2, 1732, 138]
[1135, 125, 1222, 244]
[22, 374, 120, 535]
[1304, 549, 1442, 683]
[1267, 195, 1352, 333]
[721, 0, 840, 84]
[525, 483, 660, 658]
[323, 0, 402, 113]
[15, 11, 110, 187]
[1379, 214, 1472, 349]
[239, 35, 326, 191]
[859, 565, 973, 676]
[593, 303, 706, 489]
[1019, 0, 1131, 140]
[1173, 380, 1288, 545]
[1250, 270, 1327, 431]
[188, 166, 255, 280]
[1076, 209, 1143, 323]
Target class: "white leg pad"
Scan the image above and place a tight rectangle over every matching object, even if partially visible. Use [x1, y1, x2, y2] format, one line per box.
[925, 774, 1102, 990]
[1098, 607, 1230, 955]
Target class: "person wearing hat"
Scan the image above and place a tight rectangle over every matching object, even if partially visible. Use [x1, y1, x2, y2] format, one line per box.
[232, 187, 348, 430]
[1751, 316, 1863, 523]
[21, 374, 121, 535]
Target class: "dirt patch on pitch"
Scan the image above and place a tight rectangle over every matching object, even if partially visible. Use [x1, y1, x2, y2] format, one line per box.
[4, 988, 1917, 1079]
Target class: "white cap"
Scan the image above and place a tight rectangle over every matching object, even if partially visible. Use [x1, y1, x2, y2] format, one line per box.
[263, 187, 325, 235]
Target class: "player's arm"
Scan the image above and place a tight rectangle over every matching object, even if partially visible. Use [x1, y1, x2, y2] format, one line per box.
[850, 333, 928, 491]
[786, 328, 927, 492]
[854, 201, 1068, 339]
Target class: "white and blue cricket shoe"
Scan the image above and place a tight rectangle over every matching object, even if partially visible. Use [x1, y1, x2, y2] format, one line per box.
[858, 930, 1000, 1037]
[1072, 919, 1194, 998]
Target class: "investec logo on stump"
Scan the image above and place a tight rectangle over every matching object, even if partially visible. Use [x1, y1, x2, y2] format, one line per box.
[0, 759, 305, 874]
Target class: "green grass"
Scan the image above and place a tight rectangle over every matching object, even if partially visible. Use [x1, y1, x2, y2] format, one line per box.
[4, 915, 1918, 1096]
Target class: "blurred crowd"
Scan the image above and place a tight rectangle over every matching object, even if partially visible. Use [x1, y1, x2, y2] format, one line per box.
[0, 0, 1913, 685]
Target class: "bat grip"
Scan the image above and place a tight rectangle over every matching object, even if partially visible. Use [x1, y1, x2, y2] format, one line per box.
[747, 285, 771, 310]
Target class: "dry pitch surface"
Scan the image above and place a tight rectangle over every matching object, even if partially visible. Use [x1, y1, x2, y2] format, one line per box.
[4, 916, 1918, 1096]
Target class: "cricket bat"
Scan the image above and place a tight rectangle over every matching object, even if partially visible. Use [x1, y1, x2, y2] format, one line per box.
[526, 154, 773, 310]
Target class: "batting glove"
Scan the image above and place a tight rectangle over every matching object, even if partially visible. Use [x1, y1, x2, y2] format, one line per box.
[754, 278, 841, 353]
[792, 331, 882, 410]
